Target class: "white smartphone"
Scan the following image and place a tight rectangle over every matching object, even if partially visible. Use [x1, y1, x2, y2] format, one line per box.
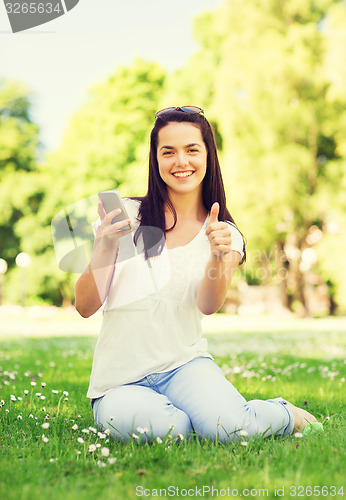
[98, 190, 132, 230]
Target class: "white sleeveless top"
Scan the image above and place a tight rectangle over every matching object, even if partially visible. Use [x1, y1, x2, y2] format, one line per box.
[86, 198, 244, 399]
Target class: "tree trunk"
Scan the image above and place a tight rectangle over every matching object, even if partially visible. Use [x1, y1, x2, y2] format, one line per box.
[276, 240, 292, 311]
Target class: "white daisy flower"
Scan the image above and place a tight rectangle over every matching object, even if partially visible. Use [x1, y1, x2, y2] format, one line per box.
[239, 430, 248, 437]
[88, 444, 96, 452]
[77, 437, 84, 444]
[42, 422, 50, 429]
[101, 447, 110, 457]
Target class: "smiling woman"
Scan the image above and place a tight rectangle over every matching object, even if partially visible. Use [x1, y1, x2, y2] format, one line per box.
[74, 107, 319, 444]
[157, 123, 207, 201]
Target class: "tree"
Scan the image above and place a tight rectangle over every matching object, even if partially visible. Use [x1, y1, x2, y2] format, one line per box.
[0, 80, 42, 303]
[203, 0, 346, 315]
[15, 58, 167, 305]
[159, 10, 223, 149]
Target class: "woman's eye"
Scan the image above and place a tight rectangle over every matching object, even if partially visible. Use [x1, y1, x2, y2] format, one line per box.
[163, 151, 173, 155]
[188, 149, 198, 153]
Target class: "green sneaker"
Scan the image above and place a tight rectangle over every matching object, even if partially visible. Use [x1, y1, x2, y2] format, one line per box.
[302, 422, 324, 436]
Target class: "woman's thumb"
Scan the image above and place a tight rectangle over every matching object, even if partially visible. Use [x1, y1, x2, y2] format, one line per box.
[209, 202, 219, 223]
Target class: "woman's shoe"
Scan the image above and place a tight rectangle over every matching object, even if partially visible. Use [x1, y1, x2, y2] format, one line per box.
[302, 422, 324, 436]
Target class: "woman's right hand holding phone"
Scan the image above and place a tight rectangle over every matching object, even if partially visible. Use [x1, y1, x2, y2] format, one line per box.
[75, 201, 133, 317]
[95, 200, 133, 251]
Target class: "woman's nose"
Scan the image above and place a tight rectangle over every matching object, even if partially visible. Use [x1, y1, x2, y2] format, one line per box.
[175, 152, 188, 167]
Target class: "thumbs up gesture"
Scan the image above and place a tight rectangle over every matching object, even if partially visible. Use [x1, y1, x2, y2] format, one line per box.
[205, 202, 232, 258]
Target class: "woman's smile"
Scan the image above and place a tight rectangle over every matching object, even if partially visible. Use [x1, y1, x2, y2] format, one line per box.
[172, 170, 195, 179]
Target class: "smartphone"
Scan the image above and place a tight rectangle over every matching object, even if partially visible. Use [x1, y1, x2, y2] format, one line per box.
[98, 190, 132, 230]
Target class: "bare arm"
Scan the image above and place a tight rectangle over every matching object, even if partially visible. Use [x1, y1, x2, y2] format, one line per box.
[196, 251, 241, 315]
[74, 202, 133, 318]
[74, 237, 118, 318]
[196, 202, 242, 315]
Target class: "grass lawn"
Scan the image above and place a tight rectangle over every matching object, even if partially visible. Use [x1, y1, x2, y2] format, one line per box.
[0, 312, 345, 500]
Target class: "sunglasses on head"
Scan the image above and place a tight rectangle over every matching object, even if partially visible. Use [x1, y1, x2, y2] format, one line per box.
[155, 106, 204, 119]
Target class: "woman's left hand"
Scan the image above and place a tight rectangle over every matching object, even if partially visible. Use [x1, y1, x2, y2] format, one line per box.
[205, 202, 232, 258]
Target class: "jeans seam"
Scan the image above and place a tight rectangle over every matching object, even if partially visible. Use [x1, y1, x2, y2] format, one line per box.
[145, 375, 161, 393]
[277, 400, 294, 435]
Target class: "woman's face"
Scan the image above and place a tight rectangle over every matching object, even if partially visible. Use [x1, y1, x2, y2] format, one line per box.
[156, 122, 208, 198]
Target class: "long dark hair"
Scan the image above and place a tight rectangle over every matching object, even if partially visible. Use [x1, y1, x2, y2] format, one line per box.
[129, 110, 246, 264]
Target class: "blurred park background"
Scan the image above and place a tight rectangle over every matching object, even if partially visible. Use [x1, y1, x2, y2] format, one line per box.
[1, 0, 346, 320]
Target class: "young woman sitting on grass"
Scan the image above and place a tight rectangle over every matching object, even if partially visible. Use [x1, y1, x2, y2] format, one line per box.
[75, 106, 319, 443]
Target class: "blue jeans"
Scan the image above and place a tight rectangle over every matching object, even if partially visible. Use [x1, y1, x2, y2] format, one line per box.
[91, 357, 294, 443]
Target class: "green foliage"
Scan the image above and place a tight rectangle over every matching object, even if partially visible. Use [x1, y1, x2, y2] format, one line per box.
[43, 57, 166, 205]
[202, 0, 346, 312]
[0, 80, 41, 271]
[4, 59, 166, 305]
[1, 2, 346, 312]
[158, 10, 223, 145]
